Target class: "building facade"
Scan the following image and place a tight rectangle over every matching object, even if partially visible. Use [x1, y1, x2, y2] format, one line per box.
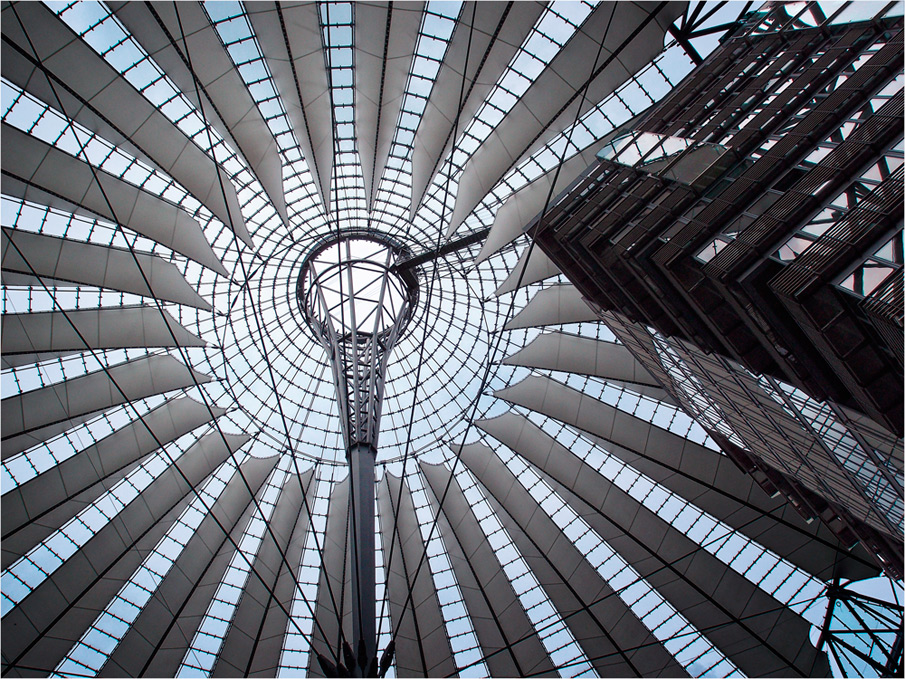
[531, 5, 904, 577]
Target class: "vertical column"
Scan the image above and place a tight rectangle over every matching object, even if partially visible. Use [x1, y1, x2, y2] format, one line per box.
[348, 443, 376, 675]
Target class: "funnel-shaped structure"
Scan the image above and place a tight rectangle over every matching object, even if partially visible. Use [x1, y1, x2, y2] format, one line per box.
[300, 237, 417, 451]
[299, 236, 417, 672]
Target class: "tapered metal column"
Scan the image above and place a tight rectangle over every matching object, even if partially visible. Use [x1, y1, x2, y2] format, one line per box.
[349, 442, 377, 673]
[299, 236, 416, 676]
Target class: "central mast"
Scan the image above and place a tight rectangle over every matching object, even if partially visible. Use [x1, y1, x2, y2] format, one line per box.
[300, 236, 417, 675]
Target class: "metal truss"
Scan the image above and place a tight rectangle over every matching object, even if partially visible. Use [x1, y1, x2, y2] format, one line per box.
[817, 578, 904, 677]
[299, 236, 417, 450]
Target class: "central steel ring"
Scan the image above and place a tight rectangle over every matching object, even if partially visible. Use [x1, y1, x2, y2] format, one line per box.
[297, 234, 418, 345]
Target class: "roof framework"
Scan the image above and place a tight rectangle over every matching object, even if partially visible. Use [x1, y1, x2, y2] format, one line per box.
[1, 1, 901, 677]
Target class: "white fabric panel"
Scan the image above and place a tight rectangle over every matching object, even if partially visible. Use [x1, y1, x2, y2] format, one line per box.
[585, 424, 880, 583]
[504, 284, 598, 329]
[1, 432, 254, 669]
[101, 453, 276, 678]
[475, 136, 615, 256]
[107, 2, 255, 243]
[1, 1, 243, 252]
[1, 272, 68, 288]
[449, 2, 683, 234]
[308, 477, 352, 677]
[147, 1, 286, 227]
[214, 471, 314, 677]
[246, 1, 334, 212]
[492, 376, 879, 581]
[502, 331, 670, 401]
[0, 412, 96, 462]
[411, 1, 546, 217]
[419, 461, 556, 677]
[493, 246, 560, 296]
[1, 354, 210, 459]
[355, 2, 424, 210]
[2, 307, 205, 361]
[247, 473, 319, 677]
[377, 473, 457, 678]
[1, 124, 225, 275]
[477, 411, 831, 677]
[1, 397, 222, 564]
[15, 448, 268, 678]
[1, 227, 211, 310]
[457, 441, 687, 677]
[276, 1, 336, 213]
[3, 352, 77, 370]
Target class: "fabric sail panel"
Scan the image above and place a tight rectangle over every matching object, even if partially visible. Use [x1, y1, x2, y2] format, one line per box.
[107, 1, 254, 244]
[502, 332, 666, 390]
[0, 1, 236, 269]
[1, 227, 212, 311]
[477, 410, 831, 677]
[1, 124, 227, 275]
[12, 476, 200, 676]
[499, 331, 673, 403]
[112, 1, 286, 229]
[246, 1, 334, 212]
[456, 440, 688, 678]
[493, 246, 561, 296]
[504, 284, 599, 330]
[247, 471, 319, 677]
[1, 354, 211, 459]
[1, 307, 205, 358]
[419, 460, 557, 677]
[1, 452, 152, 572]
[476, 135, 617, 262]
[308, 477, 352, 677]
[141, 455, 277, 678]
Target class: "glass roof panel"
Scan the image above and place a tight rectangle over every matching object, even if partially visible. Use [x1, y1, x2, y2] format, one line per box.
[2, 2, 901, 677]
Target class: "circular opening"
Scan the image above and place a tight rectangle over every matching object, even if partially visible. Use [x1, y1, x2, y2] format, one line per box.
[298, 235, 418, 344]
